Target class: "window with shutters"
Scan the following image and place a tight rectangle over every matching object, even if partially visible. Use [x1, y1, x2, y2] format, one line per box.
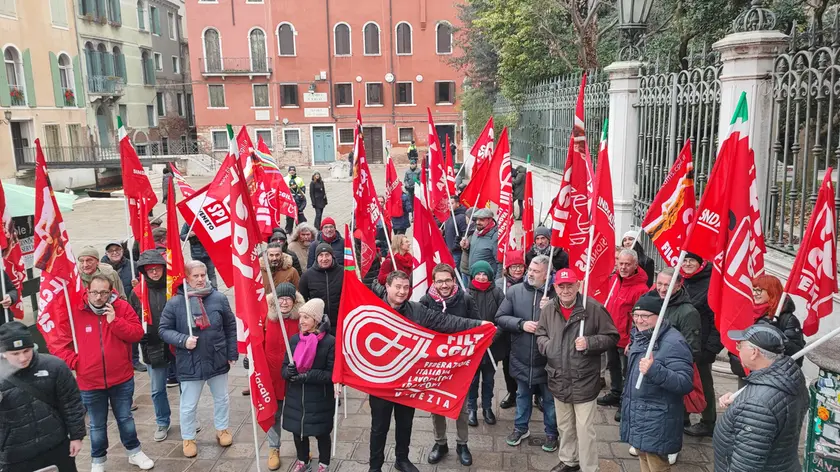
[172, 56, 180, 74]
[203, 28, 221, 72]
[434, 81, 456, 105]
[338, 128, 354, 145]
[156, 92, 165, 116]
[334, 23, 350, 56]
[249, 28, 267, 71]
[0, 0, 16, 18]
[168, 12, 176, 39]
[208, 84, 225, 108]
[212, 130, 228, 150]
[107, 0, 120, 24]
[398, 128, 414, 144]
[137, 0, 145, 30]
[96, 44, 112, 77]
[284, 129, 301, 150]
[150, 6, 160, 34]
[154, 52, 163, 71]
[363, 22, 380, 55]
[334, 83, 352, 107]
[256, 129, 272, 148]
[5, 47, 26, 106]
[365, 82, 383, 106]
[50, 0, 68, 26]
[58, 54, 75, 106]
[396, 82, 413, 105]
[395, 22, 412, 55]
[436, 22, 452, 55]
[277, 23, 296, 56]
[253, 84, 269, 108]
[280, 84, 298, 107]
[176, 93, 184, 116]
[68, 124, 82, 148]
[113, 46, 126, 80]
[141, 50, 154, 85]
[44, 124, 62, 161]
[147, 105, 156, 127]
[119, 104, 127, 124]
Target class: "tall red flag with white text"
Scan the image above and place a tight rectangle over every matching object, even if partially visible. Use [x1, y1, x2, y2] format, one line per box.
[427, 109, 451, 222]
[523, 165, 535, 250]
[118, 116, 158, 247]
[385, 154, 405, 218]
[165, 179, 185, 299]
[206, 125, 238, 201]
[353, 105, 381, 276]
[785, 170, 837, 336]
[586, 123, 616, 302]
[494, 130, 516, 262]
[411, 180, 457, 302]
[460, 127, 513, 209]
[0, 179, 24, 319]
[468, 117, 494, 177]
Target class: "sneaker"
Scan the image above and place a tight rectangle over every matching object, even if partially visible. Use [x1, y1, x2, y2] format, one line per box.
[216, 429, 233, 447]
[183, 440, 197, 458]
[505, 429, 531, 446]
[166, 378, 179, 388]
[668, 453, 678, 465]
[317, 463, 328, 472]
[267, 448, 281, 470]
[154, 425, 169, 442]
[91, 463, 105, 472]
[291, 460, 308, 472]
[597, 392, 621, 407]
[628, 446, 638, 457]
[130, 403, 138, 411]
[128, 451, 154, 470]
[542, 436, 559, 452]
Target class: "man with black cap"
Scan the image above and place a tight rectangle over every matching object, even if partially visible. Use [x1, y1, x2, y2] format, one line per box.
[460, 208, 500, 279]
[525, 226, 569, 272]
[0, 321, 86, 472]
[306, 217, 345, 269]
[620, 293, 693, 472]
[102, 241, 136, 299]
[299, 242, 343, 335]
[713, 324, 807, 472]
[269, 228, 303, 276]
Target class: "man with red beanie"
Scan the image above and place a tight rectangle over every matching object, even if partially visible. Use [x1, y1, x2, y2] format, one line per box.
[306, 217, 345, 269]
[597, 248, 648, 421]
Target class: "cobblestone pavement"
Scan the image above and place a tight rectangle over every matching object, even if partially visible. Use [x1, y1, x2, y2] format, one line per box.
[63, 166, 739, 472]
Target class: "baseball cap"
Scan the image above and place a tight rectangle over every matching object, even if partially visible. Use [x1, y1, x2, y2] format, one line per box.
[553, 268, 578, 285]
[728, 324, 786, 354]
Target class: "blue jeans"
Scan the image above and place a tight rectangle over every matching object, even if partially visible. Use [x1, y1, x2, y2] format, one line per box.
[266, 400, 285, 448]
[468, 361, 496, 410]
[179, 373, 230, 440]
[514, 379, 558, 437]
[147, 363, 172, 427]
[80, 378, 141, 464]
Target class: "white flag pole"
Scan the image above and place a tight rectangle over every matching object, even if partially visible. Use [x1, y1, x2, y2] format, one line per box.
[543, 247, 555, 297]
[1, 250, 9, 323]
[182, 278, 194, 338]
[60, 281, 79, 353]
[580, 222, 596, 337]
[246, 345, 263, 472]
[332, 396, 340, 457]
[122, 196, 146, 365]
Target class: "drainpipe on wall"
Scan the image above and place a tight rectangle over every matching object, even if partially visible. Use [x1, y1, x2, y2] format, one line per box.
[326, 0, 336, 122]
[388, 0, 395, 127]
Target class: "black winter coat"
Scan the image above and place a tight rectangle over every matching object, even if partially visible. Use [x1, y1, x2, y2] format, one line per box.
[495, 279, 557, 386]
[682, 264, 723, 364]
[299, 261, 344, 335]
[729, 296, 806, 377]
[525, 246, 570, 272]
[468, 283, 506, 361]
[419, 289, 479, 322]
[632, 242, 656, 287]
[309, 180, 327, 209]
[101, 255, 136, 299]
[282, 318, 336, 438]
[0, 353, 86, 465]
[512, 165, 526, 201]
[713, 356, 807, 472]
[129, 250, 173, 368]
[370, 282, 482, 334]
[444, 206, 468, 255]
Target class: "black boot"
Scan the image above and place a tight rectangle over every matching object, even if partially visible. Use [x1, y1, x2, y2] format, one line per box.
[394, 458, 420, 472]
[427, 444, 448, 464]
[456, 444, 473, 466]
[500, 393, 515, 409]
[483, 409, 497, 425]
[468, 409, 478, 427]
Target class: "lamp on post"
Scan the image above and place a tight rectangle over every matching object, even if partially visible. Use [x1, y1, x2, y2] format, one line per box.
[617, 0, 654, 61]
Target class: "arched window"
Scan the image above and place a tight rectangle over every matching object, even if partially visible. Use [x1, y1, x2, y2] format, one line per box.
[436, 21, 452, 54]
[112, 46, 126, 80]
[141, 50, 153, 84]
[58, 54, 74, 93]
[334, 23, 350, 56]
[136, 0, 145, 30]
[4, 47, 25, 105]
[203, 28, 221, 72]
[249, 28, 267, 71]
[97, 43, 112, 77]
[363, 22, 380, 55]
[395, 22, 412, 55]
[277, 23, 295, 56]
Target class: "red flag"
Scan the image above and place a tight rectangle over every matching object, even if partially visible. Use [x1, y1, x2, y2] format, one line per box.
[785, 169, 838, 336]
[385, 155, 405, 219]
[256, 137, 298, 222]
[229, 159, 278, 432]
[468, 117, 494, 177]
[236, 126, 256, 168]
[207, 127, 238, 201]
[585, 124, 616, 303]
[445, 135, 457, 197]
[0, 179, 24, 319]
[683, 92, 766, 354]
[523, 167, 535, 250]
[494, 130, 515, 262]
[641, 141, 696, 267]
[549, 75, 595, 280]
[177, 185, 235, 287]
[410, 180, 456, 302]
[169, 163, 195, 198]
[460, 128, 513, 209]
[118, 117, 158, 206]
[0, 180, 7, 249]
[353, 105, 381, 276]
[427, 109, 450, 222]
[135, 196, 155, 327]
[333, 274, 494, 418]
[33, 139, 83, 352]
[165, 178, 185, 299]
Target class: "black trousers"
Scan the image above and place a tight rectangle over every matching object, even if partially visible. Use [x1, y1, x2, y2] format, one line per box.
[314, 207, 324, 230]
[606, 347, 628, 396]
[697, 361, 717, 425]
[369, 395, 415, 468]
[2, 440, 77, 472]
[293, 433, 332, 466]
[503, 356, 517, 395]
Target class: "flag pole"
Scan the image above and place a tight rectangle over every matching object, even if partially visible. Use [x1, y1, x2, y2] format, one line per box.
[635, 250, 687, 389]
[182, 279, 194, 338]
[60, 281, 79, 353]
[122, 196, 146, 364]
[543, 247, 555, 297]
[580, 222, 596, 337]
[1, 250, 9, 323]
[181, 193, 209, 252]
[260, 247, 294, 362]
[246, 346, 263, 472]
[462, 189, 484, 243]
[443, 178, 460, 238]
[332, 396, 340, 457]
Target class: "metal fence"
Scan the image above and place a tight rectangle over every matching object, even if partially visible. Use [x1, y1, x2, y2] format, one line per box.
[764, 17, 840, 254]
[14, 140, 208, 169]
[497, 70, 610, 171]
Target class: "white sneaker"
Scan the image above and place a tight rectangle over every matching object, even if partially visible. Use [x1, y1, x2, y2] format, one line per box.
[628, 446, 638, 457]
[668, 453, 678, 465]
[91, 463, 106, 472]
[128, 451, 155, 470]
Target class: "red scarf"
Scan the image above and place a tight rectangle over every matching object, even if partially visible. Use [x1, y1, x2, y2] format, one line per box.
[753, 302, 770, 320]
[477, 219, 497, 237]
[680, 261, 708, 279]
[428, 283, 459, 304]
[471, 279, 492, 291]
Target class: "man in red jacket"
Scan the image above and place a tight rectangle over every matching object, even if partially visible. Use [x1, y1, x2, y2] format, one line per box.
[54, 275, 153, 472]
[597, 249, 649, 418]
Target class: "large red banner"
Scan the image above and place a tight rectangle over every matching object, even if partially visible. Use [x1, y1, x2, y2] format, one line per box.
[333, 274, 495, 419]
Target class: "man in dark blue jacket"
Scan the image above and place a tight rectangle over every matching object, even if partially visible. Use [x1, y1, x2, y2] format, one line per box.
[444, 196, 467, 268]
[305, 218, 345, 268]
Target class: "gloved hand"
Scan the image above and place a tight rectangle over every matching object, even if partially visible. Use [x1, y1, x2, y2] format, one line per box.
[140, 334, 149, 344]
[242, 357, 249, 370]
[287, 363, 299, 377]
[294, 371, 309, 383]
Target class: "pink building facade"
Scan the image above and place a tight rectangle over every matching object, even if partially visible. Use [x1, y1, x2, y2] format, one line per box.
[185, 0, 464, 166]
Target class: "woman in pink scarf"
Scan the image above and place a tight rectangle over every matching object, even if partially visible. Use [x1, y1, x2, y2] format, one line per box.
[281, 298, 336, 472]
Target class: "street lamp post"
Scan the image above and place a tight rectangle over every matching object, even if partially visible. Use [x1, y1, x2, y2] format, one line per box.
[617, 0, 655, 61]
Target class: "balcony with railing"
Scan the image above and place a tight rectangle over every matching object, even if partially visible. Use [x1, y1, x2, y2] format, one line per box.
[9, 86, 26, 106]
[88, 76, 124, 96]
[14, 140, 207, 169]
[199, 57, 271, 77]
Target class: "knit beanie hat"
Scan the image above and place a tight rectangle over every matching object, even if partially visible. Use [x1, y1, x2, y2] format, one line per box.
[0, 321, 34, 353]
[78, 245, 99, 260]
[684, 252, 703, 264]
[299, 298, 325, 324]
[321, 217, 336, 229]
[315, 243, 333, 259]
[535, 227, 551, 240]
[505, 250, 525, 268]
[471, 260, 495, 279]
[275, 282, 297, 300]
[634, 293, 663, 315]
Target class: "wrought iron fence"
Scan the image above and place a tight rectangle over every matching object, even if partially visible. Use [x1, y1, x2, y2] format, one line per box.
[764, 16, 840, 254]
[88, 76, 124, 95]
[14, 140, 208, 168]
[199, 57, 271, 75]
[496, 70, 610, 170]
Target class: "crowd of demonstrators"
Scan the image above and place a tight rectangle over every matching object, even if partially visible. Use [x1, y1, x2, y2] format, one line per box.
[180, 222, 218, 287]
[306, 218, 344, 269]
[495, 255, 559, 451]
[599, 248, 649, 419]
[467, 260, 505, 426]
[494, 250, 526, 409]
[526, 227, 569, 272]
[288, 223, 317, 269]
[620, 231, 655, 287]
[0, 322, 86, 472]
[537, 269, 618, 472]
[461, 208, 500, 280]
[420, 264, 480, 467]
[286, 166, 307, 233]
[159, 260, 238, 459]
[377, 234, 413, 285]
[651, 268, 701, 358]
[0, 269, 19, 328]
[444, 196, 468, 268]
[262, 241, 301, 290]
[299, 243, 344, 336]
[310, 172, 328, 230]
[269, 228, 304, 275]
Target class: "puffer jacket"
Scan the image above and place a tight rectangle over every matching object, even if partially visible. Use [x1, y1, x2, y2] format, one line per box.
[180, 223, 210, 261]
[465, 223, 500, 276]
[536, 295, 618, 404]
[158, 286, 238, 381]
[512, 165, 526, 201]
[419, 288, 479, 322]
[620, 322, 694, 456]
[713, 356, 807, 472]
[264, 292, 303, 401]
[606, 268, 649, 348]
[645, 288, 701, 359]
[729, 296, 805, 377]
[391, 194, 412, 232]
[0, 352, 86, 465]
[682, 263, 723, 364]
[369, 281, 482, 334]
[53, 292, 144, 391]
[299, 259, 343, 335]
[129, 250, 173, 368]
[495, 279, 557, 386]
[306, 232, 345, 269]
[262, 253, 301, 291]
[468, 281, 506, 362]
[281, 318, 335, 438]
[101, 254, 136, 298]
